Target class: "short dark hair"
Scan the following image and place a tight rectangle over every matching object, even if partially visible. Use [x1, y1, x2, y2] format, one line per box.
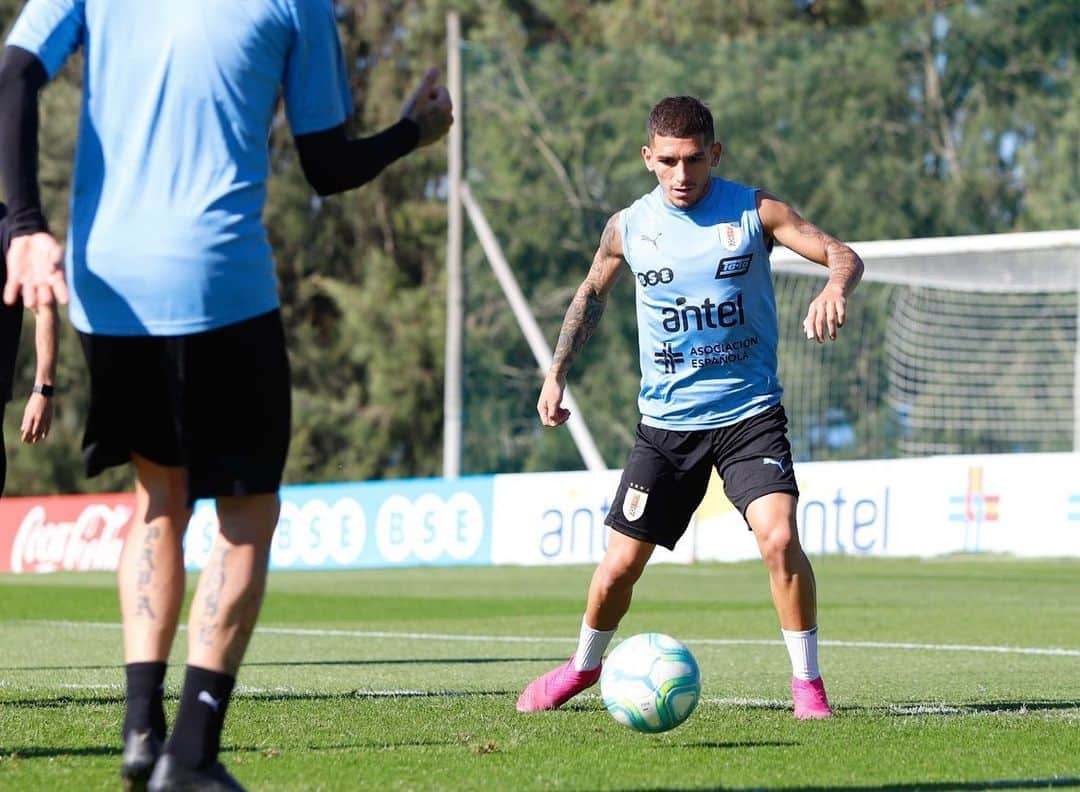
[647, 96, 715, 145]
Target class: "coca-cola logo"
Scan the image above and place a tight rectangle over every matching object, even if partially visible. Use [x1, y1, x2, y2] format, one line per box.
[10, 504, 133, 573]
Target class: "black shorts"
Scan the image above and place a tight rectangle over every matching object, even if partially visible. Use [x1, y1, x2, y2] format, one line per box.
[604, 404, 799, 550]
[79, 309, 291, 505]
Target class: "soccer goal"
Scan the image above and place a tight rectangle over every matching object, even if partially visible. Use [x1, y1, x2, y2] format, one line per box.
[771, 230, 1080, 460]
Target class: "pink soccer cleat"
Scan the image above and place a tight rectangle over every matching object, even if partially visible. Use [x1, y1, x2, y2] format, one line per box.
[792, 676, 833, 719]
[516, 657, 601, 713]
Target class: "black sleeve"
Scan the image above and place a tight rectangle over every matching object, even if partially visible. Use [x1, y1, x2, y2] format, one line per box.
[0, 204, 8, 259]
[0, 46, 49, 238]
[294, 119, 421, 197]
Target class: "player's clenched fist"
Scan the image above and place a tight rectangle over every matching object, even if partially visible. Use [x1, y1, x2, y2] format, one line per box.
[537, 376, 571, 427]
[401, 67, 453, 147]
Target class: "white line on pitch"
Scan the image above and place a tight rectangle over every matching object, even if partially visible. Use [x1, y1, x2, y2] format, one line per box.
[16, 620, 1080, 657]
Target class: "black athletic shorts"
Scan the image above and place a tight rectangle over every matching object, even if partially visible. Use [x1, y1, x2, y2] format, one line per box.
[79, 309, 291, 505]
[604, 404, 799, 550]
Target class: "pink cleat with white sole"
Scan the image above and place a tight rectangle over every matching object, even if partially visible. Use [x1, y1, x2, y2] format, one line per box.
[516, 657, 601, 712]
[792, 676, 833, 719]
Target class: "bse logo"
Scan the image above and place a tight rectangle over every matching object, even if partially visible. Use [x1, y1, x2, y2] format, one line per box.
[715, 254, 752, 279]
[654, 342, 685, 374]
[636, 268, 674, 287]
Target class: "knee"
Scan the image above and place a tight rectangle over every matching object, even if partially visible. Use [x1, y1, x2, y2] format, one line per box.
[758, 522, 799, 573]
[595, 553, 647, 593]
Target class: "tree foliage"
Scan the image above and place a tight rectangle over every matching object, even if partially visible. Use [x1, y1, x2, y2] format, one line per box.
[0, 0, 1076, 493]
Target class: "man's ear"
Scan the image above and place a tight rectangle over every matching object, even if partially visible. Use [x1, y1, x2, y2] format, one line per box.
[710, 142, 723, 167]
[641, 145, 654, 173]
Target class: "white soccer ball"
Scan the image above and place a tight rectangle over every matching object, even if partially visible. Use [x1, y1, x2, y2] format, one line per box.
[600, 632, 701, 733]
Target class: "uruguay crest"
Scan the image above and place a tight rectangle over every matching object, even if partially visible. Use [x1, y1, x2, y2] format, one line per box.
[718, 222, 742, 251]
[622, 483, 650, 522]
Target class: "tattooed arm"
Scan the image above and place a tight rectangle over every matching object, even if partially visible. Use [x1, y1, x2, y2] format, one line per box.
[538, 212, 627, 427]
[756, 191, 864, 344]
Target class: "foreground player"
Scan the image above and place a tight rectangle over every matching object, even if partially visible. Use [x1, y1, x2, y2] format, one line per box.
[517, 96, 863, 720]
[0, 1, 451, 789]
[0, 202, 57, 495]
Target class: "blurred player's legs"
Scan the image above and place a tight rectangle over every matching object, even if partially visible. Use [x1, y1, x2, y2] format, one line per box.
[149, 493, 279, 792]
[517, 532, 654, 712]
[120, 455, 189, 791]
[746, 492, 833, 719]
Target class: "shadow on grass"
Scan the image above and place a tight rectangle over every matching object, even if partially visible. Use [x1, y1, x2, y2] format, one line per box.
[714, 699, 1080, 716]
[0, 745, 118, 759]
[0, 737, 480, 762]
[0, 689, 518, 710]
[882, 700, 1080, 715]
[5, 692, 1077, 717]
[615, 779, 1080, 791]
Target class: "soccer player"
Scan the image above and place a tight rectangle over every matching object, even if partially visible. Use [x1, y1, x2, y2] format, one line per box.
[0, 201, 57, 495]
[517, 96, 863, 720]
[0, 2, 452, 790]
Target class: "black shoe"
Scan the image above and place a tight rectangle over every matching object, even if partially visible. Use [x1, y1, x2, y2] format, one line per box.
[147, 753, 245, 792]
[121, 730, 163, 792]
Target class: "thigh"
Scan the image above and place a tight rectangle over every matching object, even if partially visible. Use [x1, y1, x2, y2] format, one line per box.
[180, 310, 291, 502]
[79, 331, 184, 477]
[604, 423, 713, 551]
[715, 404, 799, 517]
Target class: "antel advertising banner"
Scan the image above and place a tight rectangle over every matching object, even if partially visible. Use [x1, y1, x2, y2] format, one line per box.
[489, 470, 696, 566]
[0, 452, 1077, 574]
[693, 452, 1080, 560]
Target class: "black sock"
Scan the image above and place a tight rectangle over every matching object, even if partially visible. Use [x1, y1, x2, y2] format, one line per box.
[164, 665, 236, 770]
[123, 661, 168, 740]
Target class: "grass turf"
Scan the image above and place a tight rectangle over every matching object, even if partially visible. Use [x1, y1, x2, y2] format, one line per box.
[0, 556, 1078, 790]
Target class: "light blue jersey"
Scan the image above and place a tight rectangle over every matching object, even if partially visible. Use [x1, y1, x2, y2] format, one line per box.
[620, 177, 781, 430]
[8, 0, 353, 335]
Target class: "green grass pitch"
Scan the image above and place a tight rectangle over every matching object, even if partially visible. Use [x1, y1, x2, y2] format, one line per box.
[1, 557, 1078, 790]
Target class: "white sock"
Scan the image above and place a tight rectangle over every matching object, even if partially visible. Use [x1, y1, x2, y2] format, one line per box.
[781, 625, 820, 681]
[572, 618, 616, 671]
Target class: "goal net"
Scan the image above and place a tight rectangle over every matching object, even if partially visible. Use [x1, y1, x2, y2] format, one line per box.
[771, 232, 1080, 459]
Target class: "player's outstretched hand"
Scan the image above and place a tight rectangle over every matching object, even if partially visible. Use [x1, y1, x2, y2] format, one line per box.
[3, 232, 68, 309]
[802, 283, 846, 343]
[401, 67, 453, 148]
[537, 376, 571, 427]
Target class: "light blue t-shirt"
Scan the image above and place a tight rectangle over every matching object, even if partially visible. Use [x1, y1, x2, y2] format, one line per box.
[8, 0, 353, 335]
[620, 177, 782, 430]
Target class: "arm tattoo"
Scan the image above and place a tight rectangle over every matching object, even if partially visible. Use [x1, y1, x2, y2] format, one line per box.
[791, 215, 864, 295]
[550, 216, 622, 379]
[823, 237, 864, 294]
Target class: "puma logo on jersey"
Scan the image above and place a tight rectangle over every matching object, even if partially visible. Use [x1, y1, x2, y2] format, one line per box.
[640, 232, 662, 249]
[762, 456, 787, 474]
